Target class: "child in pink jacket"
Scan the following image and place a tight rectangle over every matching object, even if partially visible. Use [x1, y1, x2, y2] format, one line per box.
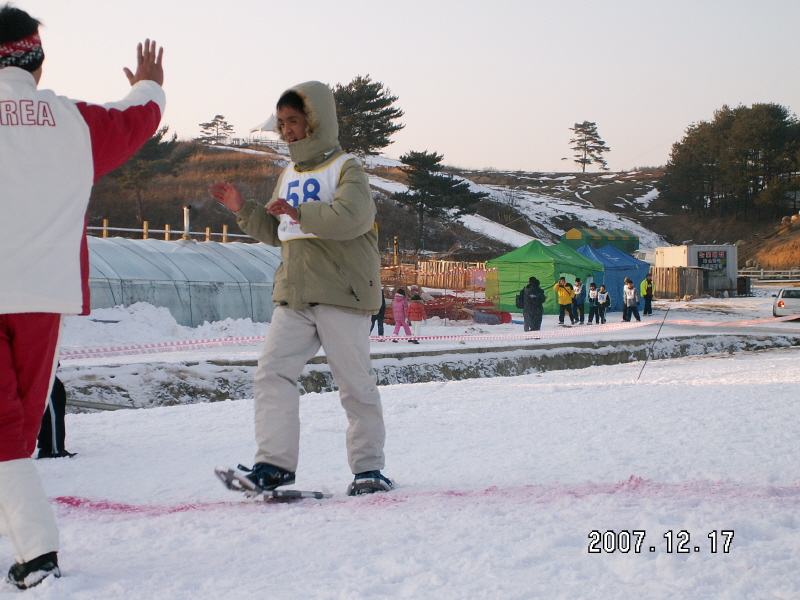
[391, 289, 411, 340]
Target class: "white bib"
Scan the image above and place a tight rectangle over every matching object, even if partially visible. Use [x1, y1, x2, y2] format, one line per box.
[597, 292, 608, 302]
[276, 154, 356, 241]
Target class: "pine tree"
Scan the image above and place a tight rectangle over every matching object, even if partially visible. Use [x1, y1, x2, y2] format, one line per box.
[392, 151, 488, 250]
[196, 115, 234, 145]
[333, 75, 404, 155]
[569, 121, 611, 172]
[658, 103, 800, 220]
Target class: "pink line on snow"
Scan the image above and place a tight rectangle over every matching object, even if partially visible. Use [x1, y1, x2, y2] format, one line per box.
[53, 496, 231, 516]
[53, 477, 800, 516]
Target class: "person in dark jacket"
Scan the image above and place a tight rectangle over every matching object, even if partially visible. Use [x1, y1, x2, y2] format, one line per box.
[622, 279, 641, 322]
[572, 278, 586, 324]
[586, 282, 599, 325]
[597, 284, 611, 324]
[522, 277, 547, 331]
[37, 374, 74, 459]
[370, 293, 386, 337]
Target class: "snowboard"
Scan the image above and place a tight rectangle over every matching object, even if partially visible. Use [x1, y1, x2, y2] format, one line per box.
[215, 466, 332, 500]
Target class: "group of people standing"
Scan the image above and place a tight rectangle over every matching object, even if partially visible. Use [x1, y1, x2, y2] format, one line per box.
[519, 273, 655, 330]
[553, 277, 612, 326]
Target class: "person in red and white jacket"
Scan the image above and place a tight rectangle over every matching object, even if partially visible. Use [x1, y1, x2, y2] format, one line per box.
[0, 5, 165, 589]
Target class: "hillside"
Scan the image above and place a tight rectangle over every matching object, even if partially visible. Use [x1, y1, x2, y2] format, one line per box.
[88, 143, 796, 266]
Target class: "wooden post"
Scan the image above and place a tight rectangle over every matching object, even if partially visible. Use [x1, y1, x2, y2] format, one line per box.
[164, 224, 170, 241]
[205, 227, 211, 242]
[102, 218, 109, 238]
[142, 221, 149, 240]
[222, 224, 228, 243]
[393, 236, 399, 265]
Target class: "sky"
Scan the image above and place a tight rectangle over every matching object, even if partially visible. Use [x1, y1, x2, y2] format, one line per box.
[19, 0, 800, 173]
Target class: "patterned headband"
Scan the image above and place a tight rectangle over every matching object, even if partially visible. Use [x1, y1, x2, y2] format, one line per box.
[0, 31, 44, 70]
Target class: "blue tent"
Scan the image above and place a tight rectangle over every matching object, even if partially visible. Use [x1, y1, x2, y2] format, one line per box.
[575, 244, 650, 312]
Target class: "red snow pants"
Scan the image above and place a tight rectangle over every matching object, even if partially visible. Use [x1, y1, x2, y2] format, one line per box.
[0, 313, 61, 461]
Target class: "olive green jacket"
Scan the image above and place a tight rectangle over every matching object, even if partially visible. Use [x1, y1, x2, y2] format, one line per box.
[235, 81, 382, 314]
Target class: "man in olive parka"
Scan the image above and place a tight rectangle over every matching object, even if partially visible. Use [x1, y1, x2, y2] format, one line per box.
[210, 81, 392, 496]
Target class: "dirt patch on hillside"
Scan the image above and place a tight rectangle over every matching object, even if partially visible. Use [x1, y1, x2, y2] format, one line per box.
[737, 223, 800, 269]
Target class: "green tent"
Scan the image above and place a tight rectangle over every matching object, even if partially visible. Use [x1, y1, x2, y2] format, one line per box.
[486, 240, 604, 314]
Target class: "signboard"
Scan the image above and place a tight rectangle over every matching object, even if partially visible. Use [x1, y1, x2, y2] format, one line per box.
[697, 250, 726, 273]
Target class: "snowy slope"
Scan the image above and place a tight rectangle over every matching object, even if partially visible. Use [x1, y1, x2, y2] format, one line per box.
[207, 146, 667, 251]
[368, 172, 668, 249]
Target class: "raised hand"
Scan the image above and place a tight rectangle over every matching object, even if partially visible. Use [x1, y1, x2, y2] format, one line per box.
[209, 181, 245, 212]
[123, 39, 164, 86]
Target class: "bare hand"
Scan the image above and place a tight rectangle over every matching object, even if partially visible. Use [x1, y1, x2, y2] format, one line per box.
[266, 198, 299, 220]
[209, 181, 244, 212]
[123, 39, 164, 86]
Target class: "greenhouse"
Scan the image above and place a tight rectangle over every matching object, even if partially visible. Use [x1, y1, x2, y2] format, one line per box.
[88, 237, 282, 327]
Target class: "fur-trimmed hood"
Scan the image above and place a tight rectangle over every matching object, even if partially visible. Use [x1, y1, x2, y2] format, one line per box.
[275, 80, 341, 168]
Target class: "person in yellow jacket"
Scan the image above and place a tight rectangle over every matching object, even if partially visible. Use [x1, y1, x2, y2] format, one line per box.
[209, 81, 392, 497]
[640, 273, 654, 316]
[553, 277, 575, 325]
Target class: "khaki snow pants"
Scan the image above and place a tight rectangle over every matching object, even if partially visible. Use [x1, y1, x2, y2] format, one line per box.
[253, 305, 385, 474]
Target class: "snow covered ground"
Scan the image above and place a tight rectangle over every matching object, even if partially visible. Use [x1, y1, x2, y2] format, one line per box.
[4, 290, 800, 599]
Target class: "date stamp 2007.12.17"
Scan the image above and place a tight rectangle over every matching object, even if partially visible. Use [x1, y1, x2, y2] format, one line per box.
[588, 530, 734, 554]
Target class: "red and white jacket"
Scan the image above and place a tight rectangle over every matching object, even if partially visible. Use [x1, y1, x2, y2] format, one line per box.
[0, 66, 164, 316]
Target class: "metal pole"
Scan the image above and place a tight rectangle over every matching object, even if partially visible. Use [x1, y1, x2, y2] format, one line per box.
[637, 308, 670, 381]
[182, 206, 191, 240]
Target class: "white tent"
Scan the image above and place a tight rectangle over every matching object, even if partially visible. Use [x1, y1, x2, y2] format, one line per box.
[249, 114, 275, 134]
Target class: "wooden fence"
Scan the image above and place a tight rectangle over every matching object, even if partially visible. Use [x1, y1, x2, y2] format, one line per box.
[86, 219, 250, 242]
[652, 267, 704, 299]
[380, 261, 486, 292]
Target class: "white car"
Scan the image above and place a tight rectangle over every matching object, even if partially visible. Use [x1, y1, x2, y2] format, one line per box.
[772, 288, 800, 318]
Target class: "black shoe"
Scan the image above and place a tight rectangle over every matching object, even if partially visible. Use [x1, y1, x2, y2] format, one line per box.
[347, 471, 394, 496]
[409, 340, 420, 344]
[37, 450, 76, 459]
[7, 552, 60, 590]
[239, 463, 295, 491]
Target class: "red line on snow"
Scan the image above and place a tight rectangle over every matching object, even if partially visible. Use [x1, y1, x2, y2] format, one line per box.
[52, 478, 800, 516]
[53, 496, 230, 516]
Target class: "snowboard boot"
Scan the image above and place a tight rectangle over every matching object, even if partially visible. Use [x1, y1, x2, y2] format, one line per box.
[7, 552, 61, 590]
[239, 463, 295, 491]
[347, 471, 394, 496]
